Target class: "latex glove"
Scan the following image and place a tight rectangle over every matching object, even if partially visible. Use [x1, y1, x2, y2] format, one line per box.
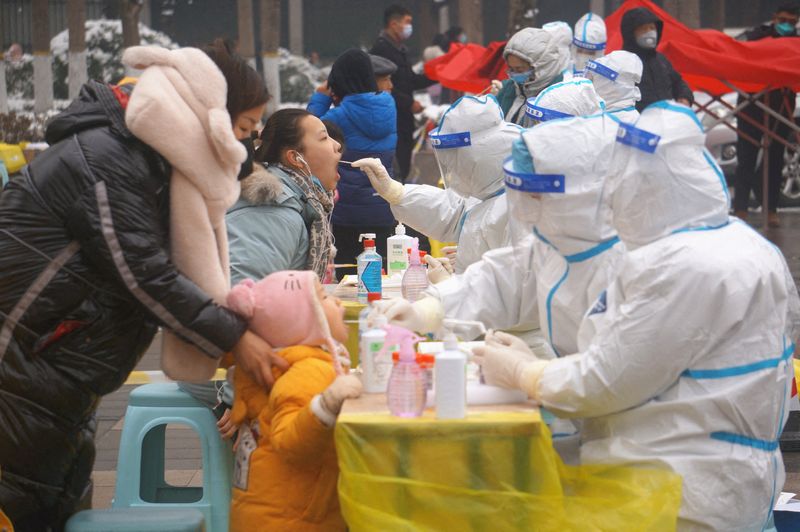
[490, 79, 504, 96]
[372, 296, 444, 334]
[352, 158, 404, 204]
[441, 245, 458, 269]
[320, 375, 363, 417]
[472, 343, 550, 401]
[423, 255, 452, 284]
[485, 329, 534, 356]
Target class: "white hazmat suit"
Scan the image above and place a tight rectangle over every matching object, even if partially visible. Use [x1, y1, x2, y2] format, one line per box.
[354, 95, 521, 274]
[572, 12, 607, 76]
[476, 101, 800, 531]
[585, 50, 642, 123]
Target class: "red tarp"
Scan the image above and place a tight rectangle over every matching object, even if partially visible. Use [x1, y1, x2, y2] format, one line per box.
[424, 0, 800, 96]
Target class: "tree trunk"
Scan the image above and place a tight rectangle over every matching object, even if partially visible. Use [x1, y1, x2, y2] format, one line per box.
[663, 0, 700, 28]
[507, 0, 536, 37]
[238, 0, 256, 68]
[709, 0, 725, 30]
[0, 7, 8, 113]
[417, 0, 435, 50]
[458, 0, 483, 44]
[288, 0, 303, 56]
[259, 0, 281, 114]
[121, 0, 143, 76]
[68, 0, 88, 100]
[32, 0, 53, 114]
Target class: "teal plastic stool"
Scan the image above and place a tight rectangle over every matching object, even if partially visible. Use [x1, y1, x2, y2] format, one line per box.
[113, 383, 232, 532]
[66, 508, 205, 532]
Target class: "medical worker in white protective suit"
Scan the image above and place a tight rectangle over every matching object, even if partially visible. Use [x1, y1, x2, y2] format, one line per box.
[474, 101, 800, 531]
[352, 95, 522, 275]
[508, 82, 624, 357]
[375, 80, 606, 345]
[490, 28, 571, 126]
[584, 50, 642, 123]
[542, 21, 574, 80]
[572, 12, 607, 76]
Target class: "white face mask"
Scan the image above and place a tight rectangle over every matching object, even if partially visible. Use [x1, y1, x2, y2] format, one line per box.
[636, 29, 658, 49]
[402, 24, 413, 40]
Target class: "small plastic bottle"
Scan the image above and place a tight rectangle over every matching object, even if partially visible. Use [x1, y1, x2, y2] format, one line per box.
[385, 325, 426, 418]
[387, 223, 413, 277]
[435, 332, 467, 419]
[358, 292, 382, 341]
[357, 234, 382, 303]
[401, 238, 429, 302]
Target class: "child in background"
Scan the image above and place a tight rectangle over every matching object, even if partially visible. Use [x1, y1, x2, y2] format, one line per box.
[226, 270, 362, 531]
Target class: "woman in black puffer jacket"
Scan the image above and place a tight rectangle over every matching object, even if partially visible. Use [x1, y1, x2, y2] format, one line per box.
[0, 44, 276, 530]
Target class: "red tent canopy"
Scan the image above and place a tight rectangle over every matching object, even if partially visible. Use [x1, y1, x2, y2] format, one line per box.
[424, 0, 800, 96]
[605, 0, 800, 95]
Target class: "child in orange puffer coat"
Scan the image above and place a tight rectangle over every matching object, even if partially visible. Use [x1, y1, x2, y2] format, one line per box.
[226, 270, 362, 531]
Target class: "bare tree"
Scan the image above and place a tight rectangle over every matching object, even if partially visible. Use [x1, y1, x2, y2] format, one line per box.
[663, 0, 700, 28]
[458, 0, 483, 44]
[709, 0, 725, 30]
[0, 8, 8, 113]
[507, 0, 536, 37]
[121, 0, 142, 48]
[33, 0, 53, 114]
[260, 0, 281, 114]
[238, 0, 256, 68]
[68, 0, 88, 100]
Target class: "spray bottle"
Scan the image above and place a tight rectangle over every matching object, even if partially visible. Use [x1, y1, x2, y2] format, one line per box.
[387, 223, 414, 277]
[384, 324, 426, 417]
[401, 237, 429, 302]
[433, 319, 485, 419]
[357, 233, 382, 302]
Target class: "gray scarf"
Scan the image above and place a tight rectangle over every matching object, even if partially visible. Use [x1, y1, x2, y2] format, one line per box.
[278, 164, 334, 279]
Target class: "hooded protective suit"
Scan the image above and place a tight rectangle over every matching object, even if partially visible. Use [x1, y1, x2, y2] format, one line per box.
[378, 82, 609, 345]
[572, 12, 607, 76]
[525, 78, 604, 124]
[585, 50, 642, 123]
[386, 95, 522, 273]
[495, 28, 569, 125]
[506, 102, 623, 357]
[542, 21, 575, 79]
[480, 101, 800, 531]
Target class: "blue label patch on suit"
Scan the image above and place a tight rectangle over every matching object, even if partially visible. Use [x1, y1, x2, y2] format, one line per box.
[588, 290, 607, 316]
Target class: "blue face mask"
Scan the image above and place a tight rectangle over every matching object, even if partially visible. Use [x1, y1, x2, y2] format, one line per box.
[508, 69, 534, 85]
[776, 21, 796, 36]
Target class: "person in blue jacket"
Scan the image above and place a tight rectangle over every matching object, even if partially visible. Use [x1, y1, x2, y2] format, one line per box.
[307, 48, 398, 276]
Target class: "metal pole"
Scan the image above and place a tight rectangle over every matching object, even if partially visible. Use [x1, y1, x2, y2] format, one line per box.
[762, 91, 770, 230]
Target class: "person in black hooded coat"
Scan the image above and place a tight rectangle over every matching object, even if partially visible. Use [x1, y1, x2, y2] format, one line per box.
[620, 7, 693, 111]
[0, 57, 279, 528]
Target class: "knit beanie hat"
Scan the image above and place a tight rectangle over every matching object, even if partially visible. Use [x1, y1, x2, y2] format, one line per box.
[227, 271, 344, 374]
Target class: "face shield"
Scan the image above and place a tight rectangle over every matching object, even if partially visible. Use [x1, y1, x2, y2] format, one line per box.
[572, 12, 607, 75]
[524, 79, 604, 126]
[428, 95, 521, 200]
[606, 102, 730, 249]
[584, 50, 642, 110]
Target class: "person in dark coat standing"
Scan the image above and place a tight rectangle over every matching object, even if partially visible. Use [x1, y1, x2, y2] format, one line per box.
[0, 45, 283, 529]
[307, 49, 398, 277]
[620, 7, 693, 111]
[370, 4, 436, 183]
[732, 2, 799, 227]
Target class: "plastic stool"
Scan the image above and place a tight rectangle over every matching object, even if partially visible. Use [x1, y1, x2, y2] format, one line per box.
[66, 508, 204, 532]
[113, 383, 232, 532]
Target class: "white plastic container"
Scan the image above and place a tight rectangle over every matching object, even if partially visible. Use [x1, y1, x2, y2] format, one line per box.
[434, 333, 467, 419]
[387, 223, 414, 276]
[360, 315, 392, 393]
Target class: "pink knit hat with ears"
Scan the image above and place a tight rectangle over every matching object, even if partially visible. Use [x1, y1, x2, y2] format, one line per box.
[227, 271, 343, 375]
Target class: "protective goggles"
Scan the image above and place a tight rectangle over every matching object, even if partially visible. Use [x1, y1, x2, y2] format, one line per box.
[525, 102, 573, 122]
[428, 130, 471, 149]
[585, 60, 619, 81]
[616, 122, 661, 153]
[572, 38, 606, 51]
[503, 157, 566, 193]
